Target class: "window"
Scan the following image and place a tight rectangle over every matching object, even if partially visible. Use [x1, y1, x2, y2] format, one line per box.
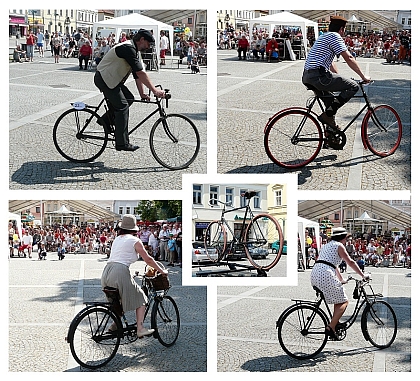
[210, 186, 219, 206]
[274, 190, 282, 206]
[334, 213, 339, 221]
[126, 207, 131, 214]
[193, 184, 202, 204]
[226, 187, 234, 206]
[240, 189, 247, 207]
[253, 191, 261, 208]
[118, 207, 123, 215]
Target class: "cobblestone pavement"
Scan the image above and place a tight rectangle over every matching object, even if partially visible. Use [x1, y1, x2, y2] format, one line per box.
[217, 50, 411, 190]
[217, 265, 411, 372]
[9, 54, 207, 190]
[8, 254, 207, 372]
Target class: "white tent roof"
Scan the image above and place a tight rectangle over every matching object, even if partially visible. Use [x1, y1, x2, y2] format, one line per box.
[48, 205, 76, 214]
[8, 212, 23, 241]
[298, 216, 321, 253]
[92, 13, 174, 60]
[249, 11, 319, 46]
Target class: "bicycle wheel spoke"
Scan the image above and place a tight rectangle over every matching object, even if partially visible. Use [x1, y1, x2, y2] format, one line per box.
[278, 305, 327, 359]
[152, 296, 180, 347]
[149, 114, 200, 170]
[264, 110, 322, 169]
[53, 109, 108, 163]
[363, 105, 402, 157]
[68, 307, 120, 369]
[244, 214, 283, 270]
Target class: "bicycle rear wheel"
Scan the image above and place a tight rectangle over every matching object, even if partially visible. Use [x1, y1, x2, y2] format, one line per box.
[361, 300, 397, 348]
[151, 295, 180, 347]
[244, 213, 283, 270]
[264, 109, 323, 169]
[67, 306, 121, 369]
[363, 105, 402, 157]
[277, 304, 328, 360]
[204, 221, 227, 262]
[149, 114, 200, 170]
[53, 108, 108, 163]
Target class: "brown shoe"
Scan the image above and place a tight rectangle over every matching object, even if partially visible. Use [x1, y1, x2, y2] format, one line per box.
[318, 112, 340, 130]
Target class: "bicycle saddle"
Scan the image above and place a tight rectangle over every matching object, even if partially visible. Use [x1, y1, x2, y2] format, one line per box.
[103, 287, 119, 298]
[312, 286, 324, 297]
[304, 84, 331, 97]
[244, 191, 257, 199]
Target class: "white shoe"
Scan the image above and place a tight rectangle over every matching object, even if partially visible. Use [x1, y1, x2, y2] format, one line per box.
[137, 328, 154, 338]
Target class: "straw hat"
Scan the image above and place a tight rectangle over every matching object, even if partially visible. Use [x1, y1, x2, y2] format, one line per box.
[118, 214, 138, 231]
[330, 227, 348, 238]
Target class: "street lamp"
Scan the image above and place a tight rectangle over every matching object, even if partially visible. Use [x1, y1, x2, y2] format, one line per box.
[64, 16, 71, 35]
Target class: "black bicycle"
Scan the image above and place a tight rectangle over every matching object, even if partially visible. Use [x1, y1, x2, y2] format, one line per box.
[264, 80, 403, 169]
[53, 86, 200, 170]
[276, 274, 397, 359]
[204, 191, 283, 271]
[66, 264, 180, 369]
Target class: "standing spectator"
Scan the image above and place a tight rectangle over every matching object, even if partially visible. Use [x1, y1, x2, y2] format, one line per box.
[148, 230, 159, 258]
[139, 226, 151, 251]
[159, 30, 169, 66]
[158, 224, 170, 261]
[26, 30, 36, 62]
[237, 34, 249, 60]
[78, 40, 92, 70]
[167, 233, 177, 267]
[36, 28, 45, 57]
[52, 32, 62, 63]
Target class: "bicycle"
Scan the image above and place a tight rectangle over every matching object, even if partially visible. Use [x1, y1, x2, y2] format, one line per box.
[204, 191, 284, 271]
[65, 263, 180, 369]
[276, 274, 397, 359]
[264, 80, 403, 169]
[53, 86, 200, 170]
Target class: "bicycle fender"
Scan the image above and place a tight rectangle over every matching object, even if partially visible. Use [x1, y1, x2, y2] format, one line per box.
[360, 304, 371, 342]
[361, 110, 372, 149]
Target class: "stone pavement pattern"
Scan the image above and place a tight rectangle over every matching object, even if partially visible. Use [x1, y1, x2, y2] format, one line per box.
[217, 266, 411, 371]
[217, 50, 411, 190]
[9, 254, 207, 372]
[9, 54, 207, 190]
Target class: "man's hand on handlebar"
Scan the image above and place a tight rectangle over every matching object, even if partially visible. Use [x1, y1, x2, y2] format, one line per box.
[153, 88, 166, 98]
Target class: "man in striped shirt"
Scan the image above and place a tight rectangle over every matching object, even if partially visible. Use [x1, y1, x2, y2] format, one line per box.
[302, 16, 370, 130]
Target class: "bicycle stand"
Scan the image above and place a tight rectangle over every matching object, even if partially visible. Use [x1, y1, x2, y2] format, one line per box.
[193, 262, 268, 277]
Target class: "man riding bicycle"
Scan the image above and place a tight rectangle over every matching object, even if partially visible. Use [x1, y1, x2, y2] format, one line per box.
[94, 29, 166, 151]
[302, 16, 371, 130]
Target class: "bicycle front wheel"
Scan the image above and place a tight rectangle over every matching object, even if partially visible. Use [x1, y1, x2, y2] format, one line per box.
[277, 304, 328, 360]
[67, 306, 121, 369]
[244, 213, 283, 270]
[363, 105, 402, 157]
[149, 114, 200, 170]
[204, 221, 227, 262]
[53, 108, 108, 163]
[361, 300, 397, 348]
[264, 109, 323, 169]
[151, 295, 180, 347]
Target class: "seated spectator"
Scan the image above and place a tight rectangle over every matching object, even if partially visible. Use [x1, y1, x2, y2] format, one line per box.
[62, 38, 70, 57]
[252, 34, 266, 60]
[237, 34, 249, 60]
[78, 40, 92, 70]
[94, 39, 110, 65]
[266, 36, 279, 62]
[67, 37, 76, 57]
[197, 42, 207, 65]
[13, 45, 28, 62]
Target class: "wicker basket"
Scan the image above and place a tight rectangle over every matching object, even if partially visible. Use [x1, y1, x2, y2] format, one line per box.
[146, 274, 170, 291]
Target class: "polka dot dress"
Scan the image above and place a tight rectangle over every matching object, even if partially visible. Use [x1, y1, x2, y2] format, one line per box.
[310, 240, 348, 304]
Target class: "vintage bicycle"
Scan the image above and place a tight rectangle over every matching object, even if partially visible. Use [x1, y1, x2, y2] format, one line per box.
[66, 264, 180, 369]
[53, 86, 200, 170]
[264, 80, 402, 169]
[276, 274, 397, 359]
[204, 191, 284, 271]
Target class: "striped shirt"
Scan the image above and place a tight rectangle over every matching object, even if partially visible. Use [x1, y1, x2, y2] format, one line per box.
[304, 32, 347, 71]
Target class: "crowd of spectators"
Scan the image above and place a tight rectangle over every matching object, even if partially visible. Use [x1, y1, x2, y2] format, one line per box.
[8, 219, 183, 266]
[304, 228, 411, 270]
[218, 23, 411, 64]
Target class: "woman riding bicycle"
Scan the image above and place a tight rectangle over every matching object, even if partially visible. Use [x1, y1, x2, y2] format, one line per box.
[101, 214, 168, 338]
[310, 227, 368, 340]
[302, 16, 371, 131]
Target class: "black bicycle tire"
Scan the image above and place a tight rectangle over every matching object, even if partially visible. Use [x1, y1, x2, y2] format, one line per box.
[277, 304, 328, 360]
[53, 108, 108, 163]
[264, 109, 323, 169]
[244, 213, 283, 271]
[361, 300, 397, 349]
[204, 221, 227, 262]
[151, 295, 180, 347]
[149, 113, 200, 170]
[363, 104, 402, 157]
[67, 305, 121, 369]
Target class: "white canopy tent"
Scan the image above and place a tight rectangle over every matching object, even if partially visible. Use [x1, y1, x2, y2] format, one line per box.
[298, 216, 321, 253]
[249, 11, 318, 51]
[46, 205, 80, 225]
[8, 212, 23, 242]
[92, 13, 174, 64]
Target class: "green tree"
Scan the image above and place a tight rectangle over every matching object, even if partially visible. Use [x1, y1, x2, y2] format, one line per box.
[155, 200, 182, 219]
[135, 201, 158, 222]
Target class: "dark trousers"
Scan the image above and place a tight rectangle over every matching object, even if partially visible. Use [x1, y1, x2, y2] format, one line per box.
[79, 55, 89, 69]
[94, 71, 134, 147]
[302, 68, 359, 115]
[237, 47, 247, 59]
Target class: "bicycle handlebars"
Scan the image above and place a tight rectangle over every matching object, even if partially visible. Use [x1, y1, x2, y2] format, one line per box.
[207, 199, 232, 207]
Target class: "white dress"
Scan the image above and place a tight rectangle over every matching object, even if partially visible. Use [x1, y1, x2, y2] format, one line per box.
[310, 240, 348, 304]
